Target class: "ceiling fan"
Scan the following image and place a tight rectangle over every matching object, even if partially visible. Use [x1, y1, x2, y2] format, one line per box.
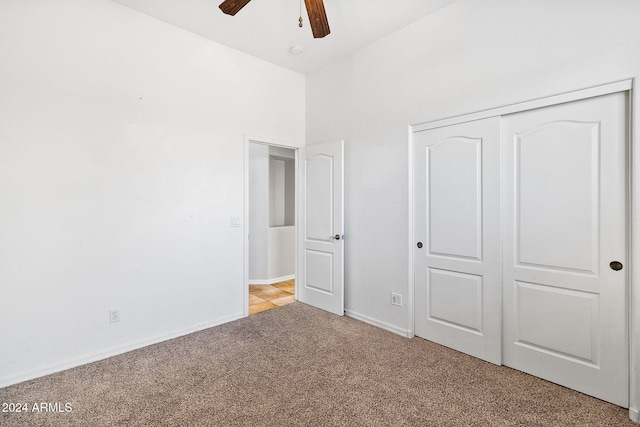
[219, 0, 331, 38]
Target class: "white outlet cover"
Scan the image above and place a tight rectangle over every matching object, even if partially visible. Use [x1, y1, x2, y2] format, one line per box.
[391, 293, 402, 307]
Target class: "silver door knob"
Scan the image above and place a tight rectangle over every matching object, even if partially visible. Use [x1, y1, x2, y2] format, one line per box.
[330, 234, 341, 240]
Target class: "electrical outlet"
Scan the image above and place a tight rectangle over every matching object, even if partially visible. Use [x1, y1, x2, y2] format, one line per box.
[109, 309, 120, 323]
[391, 293, 402, 307]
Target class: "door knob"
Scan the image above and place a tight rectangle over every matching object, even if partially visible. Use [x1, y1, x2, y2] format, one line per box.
[330, 234, 341, 241]
[609, 261, 623, 271]
[417, 242, 423, 249]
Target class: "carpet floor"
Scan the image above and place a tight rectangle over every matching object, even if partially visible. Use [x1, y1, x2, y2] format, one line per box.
[0, 302, 634, 426]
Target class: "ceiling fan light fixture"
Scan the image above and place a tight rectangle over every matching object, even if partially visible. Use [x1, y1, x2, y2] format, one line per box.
[289, 44, 305, 56]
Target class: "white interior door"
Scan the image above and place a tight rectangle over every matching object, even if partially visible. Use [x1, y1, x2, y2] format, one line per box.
[502, 92, 628, 406]
[299, 140, 344, 315]
[414, 117, 502, 364]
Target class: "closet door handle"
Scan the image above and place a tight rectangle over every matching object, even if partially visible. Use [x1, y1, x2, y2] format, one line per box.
[329, 234, 341, 241]
[610, 261, 623, 271]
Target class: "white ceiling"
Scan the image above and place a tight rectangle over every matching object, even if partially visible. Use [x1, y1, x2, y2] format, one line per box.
[110, 0, 460, 74]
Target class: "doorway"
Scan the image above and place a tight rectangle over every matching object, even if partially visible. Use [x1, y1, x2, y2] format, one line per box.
[247, 141, 298, 315]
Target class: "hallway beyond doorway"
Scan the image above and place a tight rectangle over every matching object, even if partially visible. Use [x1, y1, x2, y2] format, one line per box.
[249, 281, 295, 315]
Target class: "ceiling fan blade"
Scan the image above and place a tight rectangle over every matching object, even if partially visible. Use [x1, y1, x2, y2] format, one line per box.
[219, 0, 252, 16]
[304, 0, 330, 38]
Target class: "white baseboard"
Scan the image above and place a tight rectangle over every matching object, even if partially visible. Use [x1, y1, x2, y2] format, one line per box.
[345, 309, 411, 338]
[0, 312, 244, 388]
[249, 274, 295, 285]
[630, 407, 640, 423]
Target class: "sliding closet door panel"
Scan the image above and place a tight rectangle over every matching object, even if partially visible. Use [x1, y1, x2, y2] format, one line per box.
[502, 92, 628, 406]
[414, 117, 501, 364]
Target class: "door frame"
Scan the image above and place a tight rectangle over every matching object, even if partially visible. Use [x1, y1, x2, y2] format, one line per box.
[243, 134, 301, 317]
[408, 79, 638, 421]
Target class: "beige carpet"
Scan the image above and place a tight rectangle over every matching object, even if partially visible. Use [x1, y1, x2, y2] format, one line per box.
[0, 302, 634, 426]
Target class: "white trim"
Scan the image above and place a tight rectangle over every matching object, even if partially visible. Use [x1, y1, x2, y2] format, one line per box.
[412, 79, 633, 133]
[249, 274, 295, 285]
[407, 125, 416, 338]
[244, 134, 301, 317]
[345, 309, 412, 338]
[630, 80, 639, 423]
[0, 312, 243, 388]
[244, 133, 303, 149]
[244, 137, 250, 317]
[294, 147, 300, 300]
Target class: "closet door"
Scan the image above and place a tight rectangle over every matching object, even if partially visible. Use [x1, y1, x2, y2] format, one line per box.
[414, 117, 501, 364]
[502, 92, 628, 406]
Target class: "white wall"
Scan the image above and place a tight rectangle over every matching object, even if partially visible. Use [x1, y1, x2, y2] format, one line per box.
[267, 226, 295, 280]
[305, 0, 640, 418]
[270, 158, 287, 226]
[249, 143, 270, 280]
[0, 0, 304, 386]
[270, 146, 296, 227]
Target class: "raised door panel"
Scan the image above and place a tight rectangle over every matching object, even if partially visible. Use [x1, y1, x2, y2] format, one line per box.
[428, 137, 482, 261]
[305, 154, 333, 242]
[428, 268, 483, 334]
[515, 281, 598, 364]
[305, 250, 333, 294]
[516, 121, 599, 274]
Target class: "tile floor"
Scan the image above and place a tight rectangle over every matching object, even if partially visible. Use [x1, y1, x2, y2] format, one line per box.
[249, 280, 295, 315]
